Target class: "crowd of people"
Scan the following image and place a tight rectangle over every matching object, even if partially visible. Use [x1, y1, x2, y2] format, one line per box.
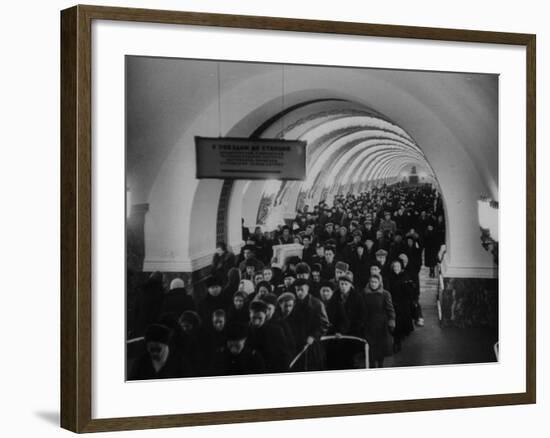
[129, 183, 446, 380]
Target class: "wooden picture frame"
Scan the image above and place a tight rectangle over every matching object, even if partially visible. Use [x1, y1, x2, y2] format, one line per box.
[60, 4, 536, 433]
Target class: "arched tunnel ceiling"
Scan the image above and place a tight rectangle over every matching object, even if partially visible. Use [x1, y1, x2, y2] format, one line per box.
[253, 100, 437, 198]
[127, 59, 498, 205]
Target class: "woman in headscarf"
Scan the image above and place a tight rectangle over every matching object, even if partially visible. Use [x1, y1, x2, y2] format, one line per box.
[237, 278, 255, 297]
[227, 291, 250, 324]
[159, 277, 196, 320]
[250, 280, 272, 302]
[363, 274, 396, 368]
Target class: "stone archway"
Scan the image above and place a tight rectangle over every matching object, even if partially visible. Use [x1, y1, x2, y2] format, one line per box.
[137, 63, 496, 280]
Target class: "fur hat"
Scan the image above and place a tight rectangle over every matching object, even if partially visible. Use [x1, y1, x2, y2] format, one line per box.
[293, 278, 310, 288]
[255, 281, 271, 292]
[286, 256, 301, 266]
[144, 324, 172, 344]
[206, 276, 223, 288]
[338, 274, 354, 285]
[261, 293, 278, 307]
[295, 262, 311, 275]
[249, 300, 269, 314]
[233, 290, 248, 301]
[311, 263, 322, 273]
[178, 310, 202, 328]
[277, 292, 296, 303]
[335, 261, 349, 272]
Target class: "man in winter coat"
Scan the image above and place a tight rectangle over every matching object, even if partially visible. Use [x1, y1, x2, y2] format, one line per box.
[247, 300, 293, 372]
[198, 276, 231, 328]
[159, 277, 196, 320]
[379, 211, 397, 236]
[319, 280, 349, 335]
[335, 274, 367, 338]
[130, 323, 193, 380]
[289, 279, 330, 371]
[349, 243, 370, 290]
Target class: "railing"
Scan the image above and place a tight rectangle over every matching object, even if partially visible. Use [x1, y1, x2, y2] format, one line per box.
[289, 335, 370, 370]
[436, 263, 444, 323]
[436, 245, 447, 324]
[128, 334, 371, 371]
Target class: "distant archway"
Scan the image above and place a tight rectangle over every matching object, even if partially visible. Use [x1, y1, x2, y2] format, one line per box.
[222, 98, 442, 240]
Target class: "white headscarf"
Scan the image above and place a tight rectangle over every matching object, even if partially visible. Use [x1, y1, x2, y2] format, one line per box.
[169, 278, 185, 290]
[238, 279, 255, 295]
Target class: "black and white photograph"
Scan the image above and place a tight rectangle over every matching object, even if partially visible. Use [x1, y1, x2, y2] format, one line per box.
[1, 0, 545, 435]
[125, 56, 499, 380]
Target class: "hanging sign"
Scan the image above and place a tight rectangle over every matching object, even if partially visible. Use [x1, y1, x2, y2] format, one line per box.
[195, 136, 306, 180]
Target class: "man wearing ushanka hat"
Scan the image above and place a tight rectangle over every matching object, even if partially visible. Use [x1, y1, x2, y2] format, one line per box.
[288, 278, 329, 371]
[337, 272, 368, 338]
[247, 300, 292, 373]
[295, 262, 311, 280]
[318, 280, 349, 337]
[129, 323, 193, 380]
[275, 272, 296, 296]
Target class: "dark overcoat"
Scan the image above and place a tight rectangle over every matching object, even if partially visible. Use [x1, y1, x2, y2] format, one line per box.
[247, 322, 292, 372]
[287, 294, 329, 371]
[387, 271, 415, 339]
[363, 286, 396, 360]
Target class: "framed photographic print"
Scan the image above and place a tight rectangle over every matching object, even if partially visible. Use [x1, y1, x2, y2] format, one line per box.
[60, 4, 536, 433]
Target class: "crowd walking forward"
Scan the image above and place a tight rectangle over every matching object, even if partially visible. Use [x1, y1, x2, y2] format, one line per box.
[129, 183, 446, 379]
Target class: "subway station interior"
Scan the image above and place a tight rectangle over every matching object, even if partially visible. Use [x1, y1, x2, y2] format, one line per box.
[126, 56, 499, 377]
